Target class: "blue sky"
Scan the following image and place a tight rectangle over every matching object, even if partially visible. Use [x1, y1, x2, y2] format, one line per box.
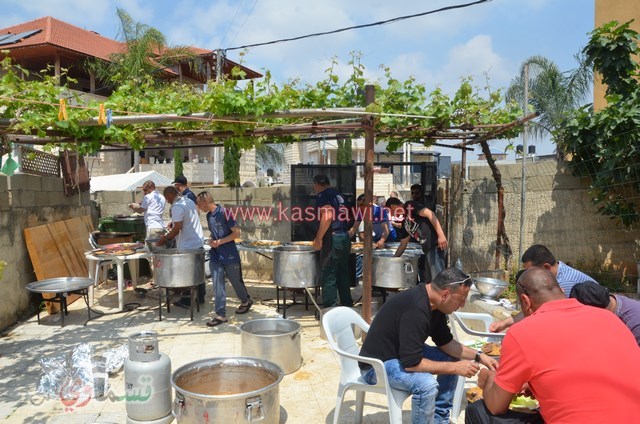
[2, 0, 595, 159]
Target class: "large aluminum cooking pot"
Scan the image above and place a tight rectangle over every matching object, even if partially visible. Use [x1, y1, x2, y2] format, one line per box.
[241, 319, 302, 375]
[372, 252, 419, 289]
[171, 357, 283, 424]
[153, 249, 204, 288]
[273, 245, 318, 288]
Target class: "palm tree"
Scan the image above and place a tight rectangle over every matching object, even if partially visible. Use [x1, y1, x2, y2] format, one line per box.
[86, 8, 202, 89]
[506, 54, 592, 141]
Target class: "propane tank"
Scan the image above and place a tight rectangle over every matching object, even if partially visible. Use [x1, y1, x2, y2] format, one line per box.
[124, 331, 173, 424]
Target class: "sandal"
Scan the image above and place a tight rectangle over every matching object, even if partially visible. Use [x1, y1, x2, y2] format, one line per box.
[206, 317, 228, 327]
[235, 299, 253, 314]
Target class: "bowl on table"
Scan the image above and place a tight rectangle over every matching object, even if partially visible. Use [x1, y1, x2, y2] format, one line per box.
[473, 277, 509, 300]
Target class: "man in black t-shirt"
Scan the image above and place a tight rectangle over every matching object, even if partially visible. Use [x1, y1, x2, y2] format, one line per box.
[359, 268, 498, 424]
[387, 197, 448, 283]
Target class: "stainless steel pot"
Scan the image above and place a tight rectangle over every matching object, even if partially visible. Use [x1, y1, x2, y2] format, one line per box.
[273, 245, 318, 288]
[241, 319, 302, 375]
[372, 252, 419, 289]
[153, 249, 205, 288]
[146, 238, 166, 252]
[171, 357, 283, 424]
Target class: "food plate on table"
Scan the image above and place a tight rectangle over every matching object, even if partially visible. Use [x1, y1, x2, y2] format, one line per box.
[509, 395, 539, 413]
[481, 342, 501, 356]
[287, 241, 314, 246]
[103, 242, 145, 250]
[244, 240, 282, 248]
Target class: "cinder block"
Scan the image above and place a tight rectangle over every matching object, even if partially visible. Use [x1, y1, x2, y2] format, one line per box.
[41, 177, 64, 192]
[15, 190, 36, 207]
[0, 194, 9, 212]
[48, 191, 66, 205]
[0, 176, 7, 192]
[35, 191, 50, 207]
[23, 174, 42, 191]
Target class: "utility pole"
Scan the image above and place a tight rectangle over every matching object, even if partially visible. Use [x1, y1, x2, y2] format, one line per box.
[518, 64, 529, 265]
[362, 85, 375, 324]
[213, 49, 224, 185]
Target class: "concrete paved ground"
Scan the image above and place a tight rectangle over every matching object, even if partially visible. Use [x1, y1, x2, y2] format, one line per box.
[0, 279, 477, 423]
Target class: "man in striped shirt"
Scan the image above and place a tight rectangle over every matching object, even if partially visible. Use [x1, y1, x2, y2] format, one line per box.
[489, 244, 599, 333]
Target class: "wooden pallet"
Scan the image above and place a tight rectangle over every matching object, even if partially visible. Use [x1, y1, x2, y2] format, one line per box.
[24, 216, 93, 314]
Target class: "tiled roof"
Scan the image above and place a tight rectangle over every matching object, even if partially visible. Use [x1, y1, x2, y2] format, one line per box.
[0, 16, 124, 60]
[0, 16, 262, 78]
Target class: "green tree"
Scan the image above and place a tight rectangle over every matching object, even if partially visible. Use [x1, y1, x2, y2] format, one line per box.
[224, 141, 241, 187]
[173, 149, 183, 180]
[85, 8, 201, 90]
[557, 20, 640, 226]
[336, 138, 353, 165]
[506, 55, 592, 141]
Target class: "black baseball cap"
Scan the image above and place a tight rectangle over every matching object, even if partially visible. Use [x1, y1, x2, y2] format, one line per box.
[569, 282, 610, 308]
[172, 175, 188, 185]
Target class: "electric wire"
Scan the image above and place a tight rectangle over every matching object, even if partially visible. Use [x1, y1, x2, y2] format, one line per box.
[225, 0, 491, 51]
[228, 0, 258, 47]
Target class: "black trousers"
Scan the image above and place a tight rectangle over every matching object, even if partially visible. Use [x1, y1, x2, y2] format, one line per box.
[465, 400, 544, 424]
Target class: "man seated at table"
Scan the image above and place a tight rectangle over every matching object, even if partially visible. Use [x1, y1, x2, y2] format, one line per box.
[466, 267, 640, 423]
[570, 281, 640, 346]
[359, 268, 498, 424]
[490, 244, 598, 333]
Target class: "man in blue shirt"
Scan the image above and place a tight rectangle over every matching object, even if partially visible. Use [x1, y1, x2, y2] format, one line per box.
[313, 174, 353, 308]
[489, 244, 599, 333]
[173, 175, 197, 204]
[196, 191, 252, 327]
[349, 194, 389, 281]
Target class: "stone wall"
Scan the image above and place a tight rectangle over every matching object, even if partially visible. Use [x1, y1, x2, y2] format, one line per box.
[449, 159, 639, 280]
[0, 175, 94, 331]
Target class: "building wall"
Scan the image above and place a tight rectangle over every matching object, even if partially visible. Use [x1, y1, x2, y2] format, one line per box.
[449, 160, 639, 279]
[594, 0, 640, 110]
[0, 175, 94, 331]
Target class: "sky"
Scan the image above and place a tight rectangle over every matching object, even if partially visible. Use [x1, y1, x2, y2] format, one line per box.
[2, 0, 595, 160]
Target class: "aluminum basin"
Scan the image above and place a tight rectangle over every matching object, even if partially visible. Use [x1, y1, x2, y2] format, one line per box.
[473, 277, 508, 300]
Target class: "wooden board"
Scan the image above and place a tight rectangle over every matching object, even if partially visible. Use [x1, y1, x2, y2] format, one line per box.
[24, 216, 94, 314]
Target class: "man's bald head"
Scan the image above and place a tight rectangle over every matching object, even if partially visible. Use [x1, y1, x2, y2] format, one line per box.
[517, 266, 565, 314]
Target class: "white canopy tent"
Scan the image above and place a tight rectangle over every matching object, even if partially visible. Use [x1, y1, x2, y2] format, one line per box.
[90, 170, 174, 192]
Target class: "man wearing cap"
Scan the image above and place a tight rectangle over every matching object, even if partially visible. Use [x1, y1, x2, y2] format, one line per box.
[359, 268, 497, 424]
[172, 175, 197, 204]
[466, 267, 640, 423]
[312, 174, 352, 308]
[490, 244, 599, 333]
[570, 281, 640, 346]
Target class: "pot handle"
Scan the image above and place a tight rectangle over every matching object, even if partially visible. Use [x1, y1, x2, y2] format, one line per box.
[172, 392, 185, 419]
[291, 330, 301, 340]
[246, 395, 265, 422]
[404, 262, 414, 274]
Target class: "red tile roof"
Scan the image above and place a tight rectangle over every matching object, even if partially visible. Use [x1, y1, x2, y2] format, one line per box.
[0, 16, 262, 79]
[0, 16, 124, 60]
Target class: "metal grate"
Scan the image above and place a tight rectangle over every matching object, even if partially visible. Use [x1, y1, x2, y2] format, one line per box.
[20, 146, 61, 177]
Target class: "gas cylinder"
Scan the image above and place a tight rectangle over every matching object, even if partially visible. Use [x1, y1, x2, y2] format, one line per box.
[124, 331, 173, 424]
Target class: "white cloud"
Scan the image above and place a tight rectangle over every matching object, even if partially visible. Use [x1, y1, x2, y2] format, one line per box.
[1, 0, 112, 29]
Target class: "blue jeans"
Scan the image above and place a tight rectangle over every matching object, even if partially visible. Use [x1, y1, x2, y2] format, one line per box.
[363, 345, 457, 424]
[209, 260, 250, 318]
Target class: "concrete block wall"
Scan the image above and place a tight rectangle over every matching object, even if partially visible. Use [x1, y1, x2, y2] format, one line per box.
[449, 160, 639, 280]
[0, 174, 95, 331]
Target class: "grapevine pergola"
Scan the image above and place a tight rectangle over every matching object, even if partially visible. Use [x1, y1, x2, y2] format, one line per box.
[0, 53, 536, 321]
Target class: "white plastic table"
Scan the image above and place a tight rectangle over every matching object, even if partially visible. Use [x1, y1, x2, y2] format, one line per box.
[85, 250, 152, 311]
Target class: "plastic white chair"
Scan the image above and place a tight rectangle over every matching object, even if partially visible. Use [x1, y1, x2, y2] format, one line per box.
[87, 235, 114, 304]
[322, 307, 410, 424]
[449, 311, 506, 423]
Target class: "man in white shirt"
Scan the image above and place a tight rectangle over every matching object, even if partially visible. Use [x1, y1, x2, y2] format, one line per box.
[129, 180, 166, 239]
[158, 186, 205, 307]
[158, 186, 204, 250]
